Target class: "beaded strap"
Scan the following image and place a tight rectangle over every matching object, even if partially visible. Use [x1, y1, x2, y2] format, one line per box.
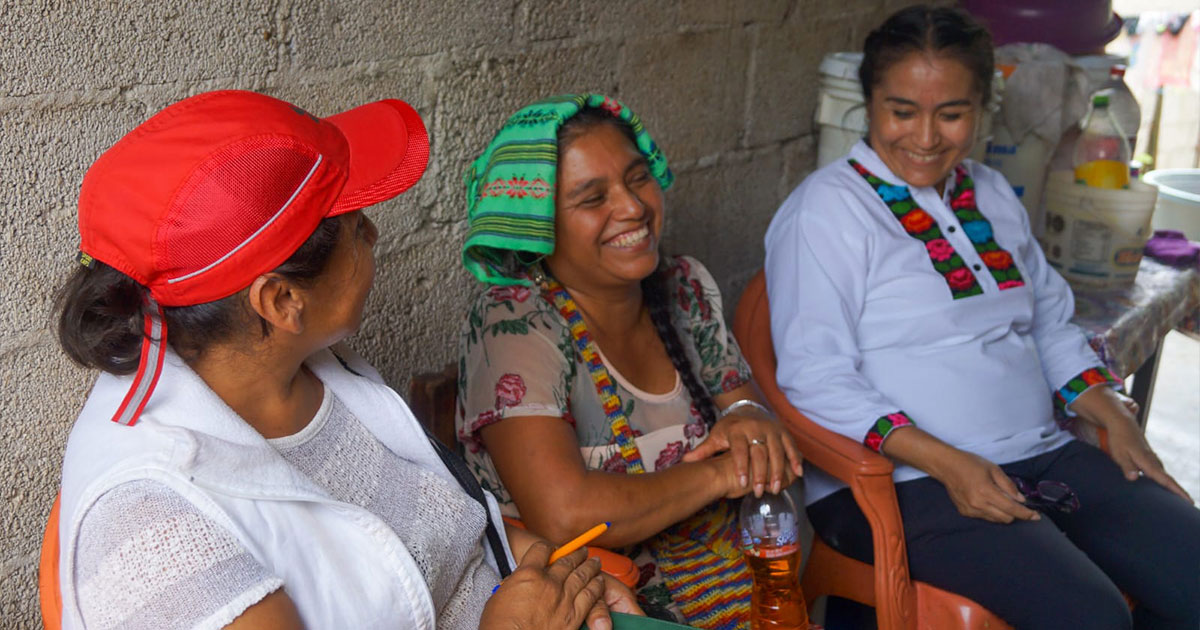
[542, 276, 647, 474]
[539, 273, 754, 629]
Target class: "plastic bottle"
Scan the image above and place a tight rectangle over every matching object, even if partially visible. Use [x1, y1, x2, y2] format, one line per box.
[1102, 65, 1140, 155]
[739, 492, 810, 629]
[1073, 93, 1131, 189]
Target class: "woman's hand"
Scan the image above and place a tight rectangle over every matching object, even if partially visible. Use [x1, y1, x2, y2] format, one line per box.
[480, 542, 608, 630]
[601, 573, 644, 616]
[1072, 386, 1192, 502]
[931, 449, 1040, 524]
[682, 411, 803, 497]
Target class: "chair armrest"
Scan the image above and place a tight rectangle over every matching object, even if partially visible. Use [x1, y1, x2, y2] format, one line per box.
[760, 385, 895, 481]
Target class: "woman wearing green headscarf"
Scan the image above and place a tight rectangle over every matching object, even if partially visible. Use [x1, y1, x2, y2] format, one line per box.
[456, 95, 804, 629]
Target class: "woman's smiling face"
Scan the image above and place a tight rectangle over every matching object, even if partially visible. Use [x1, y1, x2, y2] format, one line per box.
[866, 51, 982, 193]
[545, 121, 664, 291]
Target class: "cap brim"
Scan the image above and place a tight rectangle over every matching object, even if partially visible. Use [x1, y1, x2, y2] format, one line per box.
[326, 99, 429, 215]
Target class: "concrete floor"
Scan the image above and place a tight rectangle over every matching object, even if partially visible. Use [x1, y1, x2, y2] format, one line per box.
[1143, 330, 1200, 502]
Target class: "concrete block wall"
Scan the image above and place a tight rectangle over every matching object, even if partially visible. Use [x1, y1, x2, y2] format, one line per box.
[0, 0, 912, 624]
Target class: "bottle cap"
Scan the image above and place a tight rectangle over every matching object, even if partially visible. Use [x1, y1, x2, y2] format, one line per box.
[1092, 93, 1110, 107]
[1110, 64, 1126, 78]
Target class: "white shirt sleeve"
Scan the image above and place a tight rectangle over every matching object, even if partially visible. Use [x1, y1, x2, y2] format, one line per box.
[74, 480, 282, 630]
[982, 169, 1114, 398]
[765, 184, 913, 448]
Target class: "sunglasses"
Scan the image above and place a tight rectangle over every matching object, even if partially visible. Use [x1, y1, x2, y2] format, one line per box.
[1008, 475, 1080, 514]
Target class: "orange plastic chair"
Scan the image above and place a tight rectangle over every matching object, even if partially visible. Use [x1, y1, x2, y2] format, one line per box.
[40, 492, 62, 630]
[732, 269, 1011, 630]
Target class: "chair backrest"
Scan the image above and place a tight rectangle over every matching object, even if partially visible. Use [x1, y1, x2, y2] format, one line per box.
[40, 493, 62, 630]
[731, 270, 779, 397]
[408, 362, 459, 450]
[732, 270, 895, 478]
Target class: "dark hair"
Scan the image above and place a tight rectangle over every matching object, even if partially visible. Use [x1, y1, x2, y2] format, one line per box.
[860, 5, 994, 106]
[641, 269, 720, 427]
[56, 216, 342, 374]
[554, 108, 720, 427]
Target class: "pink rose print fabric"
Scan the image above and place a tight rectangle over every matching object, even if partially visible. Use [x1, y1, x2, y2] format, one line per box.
[495, 373, 527, 409]
[655, 441, 686, 470]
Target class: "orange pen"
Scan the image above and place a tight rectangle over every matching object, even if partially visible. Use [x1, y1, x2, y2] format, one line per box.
[548, 522, 610, 564]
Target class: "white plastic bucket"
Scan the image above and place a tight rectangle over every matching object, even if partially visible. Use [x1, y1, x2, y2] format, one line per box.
[1143, 169, 1200, 239]
[984, 129, 1054, 234]
[815, 52, 867, 169]
[814, 53, 1001, 169]
[1040, 170, 1158, 289]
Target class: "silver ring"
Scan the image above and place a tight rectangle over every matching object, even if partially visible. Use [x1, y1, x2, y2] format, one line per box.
[749, 438, 766, 446]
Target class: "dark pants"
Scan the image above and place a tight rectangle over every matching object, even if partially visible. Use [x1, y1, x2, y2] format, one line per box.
[808, 441, 1200, 630]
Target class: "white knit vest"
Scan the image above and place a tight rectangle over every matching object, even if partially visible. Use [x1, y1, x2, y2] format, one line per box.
[57, 345, 514, 630]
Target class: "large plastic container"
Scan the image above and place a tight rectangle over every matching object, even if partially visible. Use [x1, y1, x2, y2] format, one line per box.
[815, 52, 868, 169]
[1144, 169, 1200, 239]
[1040, 171, 1158, 289]
[815, 52, 998, 169]
[985, 128, 1055, 230]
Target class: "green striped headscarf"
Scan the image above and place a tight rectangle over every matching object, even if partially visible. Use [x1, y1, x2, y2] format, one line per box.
[462, 94, 673, 286]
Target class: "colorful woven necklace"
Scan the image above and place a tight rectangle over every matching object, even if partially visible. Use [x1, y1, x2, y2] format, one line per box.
[540, 274, 647, 474]
[536, 270, 752, 630]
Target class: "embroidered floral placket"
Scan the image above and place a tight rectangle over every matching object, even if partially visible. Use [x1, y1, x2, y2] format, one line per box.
[848, 160, 1024, 298]
[946, 167, 1025, 289]
[864, 411, 915, 453]
[1053, 366, 1123, 414]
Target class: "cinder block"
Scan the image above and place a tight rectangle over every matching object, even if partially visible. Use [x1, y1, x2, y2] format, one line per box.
[618, 28, 752, 164]
[780, 134, 818, 199]
[661, 147, 784, 301]
[0, 102, 153, 344]
[516, 0, 582, 42]
[745, 17, 861, 148]
[789, 0, 886, 23]
[677, 0, 735, 26]
[350, 228, 477, 392]
[0, 344, 86, 628]
[679, 0, 792, 26]
[734, 0, 793, 24]
[0, 2, 277, 97]
[288, 0, 516, 67]
[572, 0, 682, 40]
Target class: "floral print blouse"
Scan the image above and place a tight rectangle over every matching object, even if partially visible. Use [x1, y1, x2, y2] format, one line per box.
[455, 255, 751, 514]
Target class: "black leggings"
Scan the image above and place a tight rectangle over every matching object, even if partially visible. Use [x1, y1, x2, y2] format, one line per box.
[807, 441, 1200, 630]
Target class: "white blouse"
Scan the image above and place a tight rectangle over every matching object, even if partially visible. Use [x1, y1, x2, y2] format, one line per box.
[765, 141, 1113, 504]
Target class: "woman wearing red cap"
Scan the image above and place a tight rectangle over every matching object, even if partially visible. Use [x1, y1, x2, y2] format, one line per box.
[52, 91, 638, 629]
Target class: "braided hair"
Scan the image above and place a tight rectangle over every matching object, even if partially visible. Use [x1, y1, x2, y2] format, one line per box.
[641, 267, 721, 427]
[556, 108, 721, 428]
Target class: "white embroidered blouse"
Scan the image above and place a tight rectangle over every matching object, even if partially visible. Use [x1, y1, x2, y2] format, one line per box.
[765, 141, 1118, 504]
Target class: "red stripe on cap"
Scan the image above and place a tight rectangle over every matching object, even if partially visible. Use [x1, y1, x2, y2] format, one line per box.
[111, 303, 168, 426]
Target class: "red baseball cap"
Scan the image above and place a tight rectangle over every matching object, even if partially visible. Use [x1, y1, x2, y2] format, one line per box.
[77, 90, 429, 426]
[79, 89, 429, 306]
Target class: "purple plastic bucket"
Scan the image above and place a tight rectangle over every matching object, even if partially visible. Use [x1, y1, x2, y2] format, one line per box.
[960, 0, 1124, 55]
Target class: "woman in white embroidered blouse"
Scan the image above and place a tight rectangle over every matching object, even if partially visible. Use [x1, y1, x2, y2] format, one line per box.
[764, 6, 1199, 629]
